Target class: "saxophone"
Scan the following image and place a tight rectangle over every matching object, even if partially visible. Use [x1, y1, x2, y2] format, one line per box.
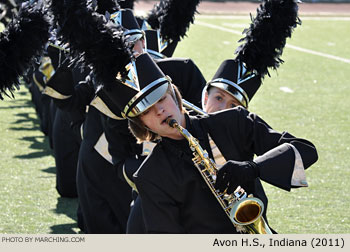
[166, 116, 272, 234]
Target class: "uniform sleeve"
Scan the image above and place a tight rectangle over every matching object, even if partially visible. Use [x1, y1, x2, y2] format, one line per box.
[237, 108, 318, 191]
[135, 174, 186, 234]
[67, 109, 86, 144]
[105, 118, 139, 161]
[206, 108, 318, 191]
[104, 118, 144, 182]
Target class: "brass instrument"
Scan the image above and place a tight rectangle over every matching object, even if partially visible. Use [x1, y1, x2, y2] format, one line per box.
[166, 116, 272, 234]
[182, 99, 207, 116]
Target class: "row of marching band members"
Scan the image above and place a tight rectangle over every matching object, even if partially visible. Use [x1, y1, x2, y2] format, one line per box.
[31, 0, 206, 233]
[2, 0, 318, 234]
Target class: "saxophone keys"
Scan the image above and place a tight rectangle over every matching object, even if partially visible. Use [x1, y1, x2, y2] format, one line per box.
[192, 156, 201, 164]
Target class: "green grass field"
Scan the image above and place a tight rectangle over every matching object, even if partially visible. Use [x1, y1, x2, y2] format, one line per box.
[1, 13, 350, 234]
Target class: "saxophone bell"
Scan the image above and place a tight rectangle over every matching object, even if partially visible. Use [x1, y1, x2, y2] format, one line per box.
[230, 195, 272, 234]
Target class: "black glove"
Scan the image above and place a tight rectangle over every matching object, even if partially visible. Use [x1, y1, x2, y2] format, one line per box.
[214, 160, 259, 194]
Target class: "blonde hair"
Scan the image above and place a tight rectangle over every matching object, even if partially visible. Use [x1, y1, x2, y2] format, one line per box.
[128, 84, 183, 142]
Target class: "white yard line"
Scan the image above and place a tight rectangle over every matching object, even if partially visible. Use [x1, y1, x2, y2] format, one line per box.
[195, 20, 243, 35]
[195, 21, 350, 64]
[197, 15, 350, 21]
[285, 44, 350, 64]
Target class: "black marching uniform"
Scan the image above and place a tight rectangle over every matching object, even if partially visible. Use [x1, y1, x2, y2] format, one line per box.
[51, 66, 88, 197]
[52, 74, 132, 233]
[77, 106, 132, 233]
[31, 58, 56, 149]
[30, 69, 47, 133]
[42, 43, 89, 197]
[134, 108, 318, 233]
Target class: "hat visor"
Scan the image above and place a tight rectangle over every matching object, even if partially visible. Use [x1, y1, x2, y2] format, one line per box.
[124, 77, 170, 118]
[146, 49, 166, 60]
[208, 80, 249, 108]
[124, 30, 144, 44]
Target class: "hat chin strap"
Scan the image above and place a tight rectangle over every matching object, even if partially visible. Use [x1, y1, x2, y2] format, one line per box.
[201, 86, 209, 113]
[169, 84, 179, 108]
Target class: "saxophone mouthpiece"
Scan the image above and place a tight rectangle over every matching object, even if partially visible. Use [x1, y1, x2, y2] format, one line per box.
[166, 118, 177, 128]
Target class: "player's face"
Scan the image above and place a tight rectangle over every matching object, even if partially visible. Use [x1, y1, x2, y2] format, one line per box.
[140, 93, 185, 140]
[204, 87, 242, 113]
[132, 39, 145, 56]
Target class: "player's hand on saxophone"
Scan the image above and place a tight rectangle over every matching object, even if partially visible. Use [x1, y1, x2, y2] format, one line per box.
[214, 160, 260, 194]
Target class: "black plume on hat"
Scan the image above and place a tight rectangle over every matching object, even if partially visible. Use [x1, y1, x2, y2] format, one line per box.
[235, 0, 301, 78]
[117, 0, 135, 10]
[50, 0, 131, 87]
[0, 0, 50, 99]
[206, 0, 300, 108]
[146, 0, 201, 42]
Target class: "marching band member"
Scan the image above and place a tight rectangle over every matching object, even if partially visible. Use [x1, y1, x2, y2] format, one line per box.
[104, 0, 203, 233]
[43, 43, 89, 198]
[49, 0, 132, 233]
[122, 52, 317, 233]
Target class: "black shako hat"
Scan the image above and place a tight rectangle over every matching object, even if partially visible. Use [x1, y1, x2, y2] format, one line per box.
[203, 0, 301, 109]
[100, 52, 171, 119]
[110, 8, 144, 44]
[43, 61, 75, 100]
[46, 43, 69, 70]
[44, 43, 91, 101]
[43, 44, 74, 99]
[144, 29, 178, 59]
[33, 43, 64, 92]
[204, 59, 260, 109]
